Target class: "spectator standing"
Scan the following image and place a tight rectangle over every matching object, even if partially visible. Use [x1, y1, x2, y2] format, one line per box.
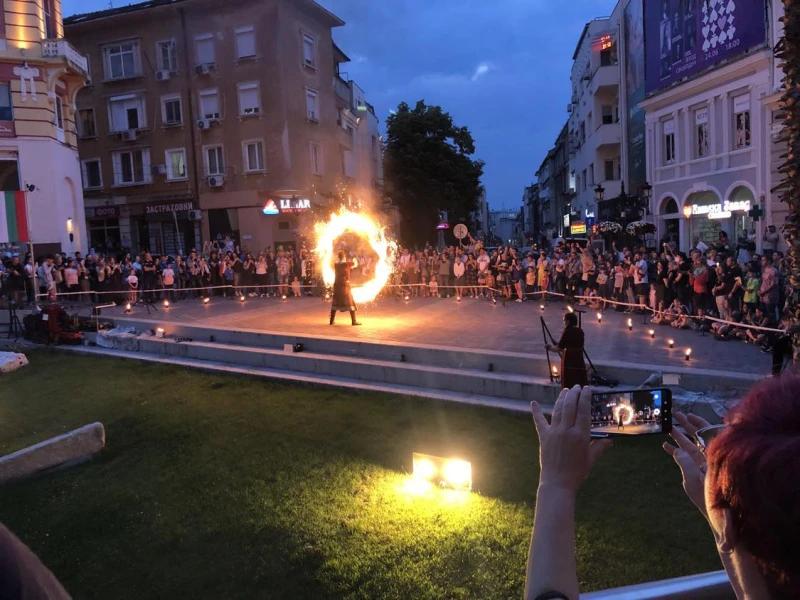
[453, 254, 465, 298]
[759, 256, 779, 321]
[762, 224, 780, 253]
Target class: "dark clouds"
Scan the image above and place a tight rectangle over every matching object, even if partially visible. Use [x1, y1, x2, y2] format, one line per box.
[65, 0, 616, 210]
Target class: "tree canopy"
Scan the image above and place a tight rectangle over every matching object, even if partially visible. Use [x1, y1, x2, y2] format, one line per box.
[383, 100, 484, 248]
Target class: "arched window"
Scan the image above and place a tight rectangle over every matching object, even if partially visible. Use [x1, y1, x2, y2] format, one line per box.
[662, 198, 678, 215]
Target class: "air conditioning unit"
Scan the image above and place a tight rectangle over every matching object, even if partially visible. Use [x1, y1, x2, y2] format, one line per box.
[152, 164, 167, 176]
[188, 209, 203, 221]
[121, 129, 138, 141]
[207, 175, 224, 188]
[155, 69, 171, 81]
[243, 107, 260, 115]
[195, 63, 212, 76]
[197, 119, 212, 130]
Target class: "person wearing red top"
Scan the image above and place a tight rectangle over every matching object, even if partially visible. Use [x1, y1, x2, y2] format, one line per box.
[689, 257, 709, 314]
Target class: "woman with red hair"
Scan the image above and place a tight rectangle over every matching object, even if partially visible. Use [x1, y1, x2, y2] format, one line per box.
[664, 374, 800, 599]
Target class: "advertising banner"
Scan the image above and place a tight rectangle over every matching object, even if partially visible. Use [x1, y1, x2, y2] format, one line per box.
[625, 0, 647, 193]
[645, 0, 767, 95]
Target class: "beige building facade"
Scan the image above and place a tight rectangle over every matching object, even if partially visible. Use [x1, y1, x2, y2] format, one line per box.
[65, 0, 382, 257]
[0, 0, 89, 255]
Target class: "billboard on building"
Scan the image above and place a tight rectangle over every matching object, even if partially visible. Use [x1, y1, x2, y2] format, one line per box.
[644, 0, 767, 94]
[625, 0, 647, 193]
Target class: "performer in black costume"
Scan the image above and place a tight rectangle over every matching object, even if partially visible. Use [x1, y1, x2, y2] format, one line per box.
[330, 250, 362, 326]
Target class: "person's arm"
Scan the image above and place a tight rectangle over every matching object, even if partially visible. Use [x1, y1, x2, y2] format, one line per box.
[526, 388, 612, 600]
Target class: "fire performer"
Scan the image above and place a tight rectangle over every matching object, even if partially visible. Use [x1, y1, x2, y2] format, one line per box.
[330, 250, 362, 326]
[544, 312, 587, 389]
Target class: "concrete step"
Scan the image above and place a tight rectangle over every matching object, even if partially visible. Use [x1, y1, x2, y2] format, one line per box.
[109, 317, 760, 394]
[61, 345, 537, 414]
[131, 336, 562, 405]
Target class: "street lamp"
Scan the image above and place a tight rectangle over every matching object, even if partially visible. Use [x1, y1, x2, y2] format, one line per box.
[594, 184, 605, 203]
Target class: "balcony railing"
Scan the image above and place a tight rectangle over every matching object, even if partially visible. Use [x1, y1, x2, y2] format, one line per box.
[42, 39, 89, 76]
[334, 75, 351, 104]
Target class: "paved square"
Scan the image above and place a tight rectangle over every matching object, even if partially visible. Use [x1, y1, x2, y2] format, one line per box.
[107, 295, 772, 377]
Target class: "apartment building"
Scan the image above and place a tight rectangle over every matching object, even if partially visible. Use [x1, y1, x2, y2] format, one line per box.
[567, 17, 622, 235]
[65, 0, 381, 256]
[640, 0, 783, 253]
[0, 0, 89, 255]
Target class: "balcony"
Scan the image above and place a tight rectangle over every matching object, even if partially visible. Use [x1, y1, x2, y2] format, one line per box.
[43, 39, 89, 77]
[334, 75, 351, 105]
[591, 65, 619, 95]
[591, 122, 621, 150]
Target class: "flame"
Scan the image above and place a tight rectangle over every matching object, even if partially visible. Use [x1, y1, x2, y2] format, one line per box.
[612, 402, 635, 426]
[314, 209, 396, 304]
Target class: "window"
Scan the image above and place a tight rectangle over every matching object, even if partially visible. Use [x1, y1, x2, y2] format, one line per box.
[81, 158, 102, 189]
[601, 105, 614, 125]
[237, 82, 260, 115]
[199, 89, 220, 120]
[579, 122, 586, 143]
[278, 221, 290, 230]
[165, 148, 187, 180]
[54, 96, 64, 129]
[575, 172, 581, 192]
[306, 88, 319, 121]
[600, 48, 612, 66]
[77, 109, 96, 137]
[157, 40, 178, 72]
[588, 163, 594, 185]
[112, 148, 151, 185]
[734, 95, 751, 149]
[161, 94, 182, 126]
[104, 42, 139, 80]
[109, 94, 145, 131]
[235, 26, 256, 59]
[44, 0, 57, 39]
[604, 160, 615, 181]
[204, 145, 225, 176]
[695, 108, 710, 157]
[664, 120, 676, 163]
[0, 83, 12, 121]
[195, 34, 215, 65]
[310, 142, 323, 175]
[243, 140, 265, 172]
[581, 169, 587, 191]
[302, 33, 316, 68]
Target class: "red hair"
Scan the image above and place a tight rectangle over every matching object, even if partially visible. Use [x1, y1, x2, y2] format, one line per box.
[706, 374, 800, 599]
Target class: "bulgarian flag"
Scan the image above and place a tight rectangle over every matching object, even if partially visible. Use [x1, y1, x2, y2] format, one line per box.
[0, 191, 29, 243]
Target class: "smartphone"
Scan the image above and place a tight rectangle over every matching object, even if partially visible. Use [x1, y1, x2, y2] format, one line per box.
[590, 389, 672, 436]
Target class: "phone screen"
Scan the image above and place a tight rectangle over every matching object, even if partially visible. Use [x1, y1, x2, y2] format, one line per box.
[591, 389, 672, 435]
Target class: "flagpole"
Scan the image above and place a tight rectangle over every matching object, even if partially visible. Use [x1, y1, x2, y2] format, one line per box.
[22, 189, 38, 305]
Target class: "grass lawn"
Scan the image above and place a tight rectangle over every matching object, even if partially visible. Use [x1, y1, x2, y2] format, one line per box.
[0, 351, 720, 599]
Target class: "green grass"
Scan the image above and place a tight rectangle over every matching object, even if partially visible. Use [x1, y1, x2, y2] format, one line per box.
[0, 351, 720, 599]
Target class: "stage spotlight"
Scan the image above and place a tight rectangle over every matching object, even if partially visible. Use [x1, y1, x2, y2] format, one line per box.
[155, 327, 165, 338]
[412, 452, 472, 491]
[281, 295, 287, 301]
[240, 295, 245, 303]
[649, 329, 655, 339]
[596, 312, 602, 323]
[540, 304, 545, 311]
[125, 302, 131, 314]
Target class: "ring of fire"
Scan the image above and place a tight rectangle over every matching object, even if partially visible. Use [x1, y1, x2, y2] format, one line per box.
[314, 209, 396, 304]
[612, 403, 635, 426]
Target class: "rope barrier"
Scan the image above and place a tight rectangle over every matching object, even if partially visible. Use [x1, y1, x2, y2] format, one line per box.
[30, 281, 785, 335]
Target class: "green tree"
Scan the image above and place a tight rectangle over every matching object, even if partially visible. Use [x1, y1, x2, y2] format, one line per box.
[384, 100, 484, 248]
[774, 0, 800, 358]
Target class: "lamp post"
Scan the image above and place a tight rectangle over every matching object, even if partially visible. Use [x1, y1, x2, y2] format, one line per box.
[594, 184, 605, 203]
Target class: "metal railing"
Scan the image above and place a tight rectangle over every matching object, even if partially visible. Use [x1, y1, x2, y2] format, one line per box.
[581, 570, 733, 599]
[42, 39, 89, 76]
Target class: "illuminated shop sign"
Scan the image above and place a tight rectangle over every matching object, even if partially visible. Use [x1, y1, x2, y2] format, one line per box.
[684, 199, 751, 220]
[262, 197, 312, 215]
[599, 35, 613, 50]
[571, 222, 587, 235]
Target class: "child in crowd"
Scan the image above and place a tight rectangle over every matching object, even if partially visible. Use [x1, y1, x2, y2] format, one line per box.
[585, 288, 600, 310]
[485, 272, 496, 300]
[428, 277, 439, 298]
[613, 264, 625, 310]
[671, 305, 690, 329]
[692, 308, 711, 333]
[525, 268, 536, 300]
[745, 307, 772, 345]
[126, 269, 138, 304]
[162, 263, 175, 302]
[291, 276, 301, 297]
[595, 266, 609, 308]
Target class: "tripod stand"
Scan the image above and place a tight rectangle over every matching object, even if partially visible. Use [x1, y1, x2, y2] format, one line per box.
[5, 301, 23, 339]
[131, 283, 158, 315]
